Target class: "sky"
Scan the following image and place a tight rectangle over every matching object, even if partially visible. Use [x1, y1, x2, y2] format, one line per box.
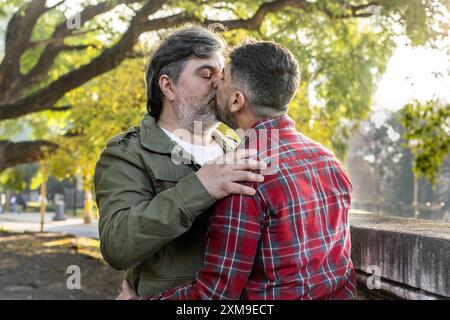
[373, 39, 450, 112]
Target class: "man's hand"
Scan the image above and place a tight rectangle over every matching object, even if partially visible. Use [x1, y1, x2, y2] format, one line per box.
[196, 149, 266, 200]
[116, 280, 137, 300]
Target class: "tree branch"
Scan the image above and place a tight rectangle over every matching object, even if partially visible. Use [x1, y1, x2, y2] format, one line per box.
[7, 1, 122, 99]
[3, 0, 144, 101]
[0, 0, 381, 121]
[140, 12, 199, 32]
[45, 0, 65, 12]
[206, 0, 311, 30]
[29, 28, 101, 48]
[0, 0, 48, 98]
[47, 105, 73, 112]
[0, 0, 168, 121]
[322, 1, 380, 19]
[0, 140, 59, 172]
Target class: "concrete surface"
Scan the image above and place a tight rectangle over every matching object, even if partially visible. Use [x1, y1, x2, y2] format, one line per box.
[2, 211, 448, 300]
[350, 212, 450, 299]
[0, 213, 98, 239]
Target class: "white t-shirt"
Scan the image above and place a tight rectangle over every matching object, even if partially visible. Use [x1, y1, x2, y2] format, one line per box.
[161, 128, 224, 166]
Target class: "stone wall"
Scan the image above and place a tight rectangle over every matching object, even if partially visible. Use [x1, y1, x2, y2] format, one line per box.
[350, 212, 450, 300]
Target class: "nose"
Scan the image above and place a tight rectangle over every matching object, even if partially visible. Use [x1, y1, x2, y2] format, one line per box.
[211, 74, 220, 89]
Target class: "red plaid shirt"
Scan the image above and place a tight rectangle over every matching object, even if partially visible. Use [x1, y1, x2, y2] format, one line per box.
[149, 115, 356, 300]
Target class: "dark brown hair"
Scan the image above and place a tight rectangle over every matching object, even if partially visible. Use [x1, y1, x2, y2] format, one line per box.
[229, 40, 300, 117]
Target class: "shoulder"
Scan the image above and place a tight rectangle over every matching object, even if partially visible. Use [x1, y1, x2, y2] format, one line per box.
[106, 126, 141, 149]
[98, 126, 144, 167]
[94, 127, 148, 190]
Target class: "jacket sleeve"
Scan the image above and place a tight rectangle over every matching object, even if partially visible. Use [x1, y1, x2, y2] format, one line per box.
[148, 191, 263, 300]
[94, 144, 216, 271]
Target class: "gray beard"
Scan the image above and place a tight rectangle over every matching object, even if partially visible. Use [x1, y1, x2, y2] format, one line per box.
[175, 91, 218, 133]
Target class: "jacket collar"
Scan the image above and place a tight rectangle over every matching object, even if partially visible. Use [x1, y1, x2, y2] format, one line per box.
[139, 113, 174, 154]
[139, 113, 236, 155]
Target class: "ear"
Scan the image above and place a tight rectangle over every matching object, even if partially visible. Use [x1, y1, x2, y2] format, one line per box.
[230, 91, 246, 114]
[159, 75, 175, 101]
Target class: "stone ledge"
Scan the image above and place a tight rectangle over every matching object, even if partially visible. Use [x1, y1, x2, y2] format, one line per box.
[350, 212, 450, 299]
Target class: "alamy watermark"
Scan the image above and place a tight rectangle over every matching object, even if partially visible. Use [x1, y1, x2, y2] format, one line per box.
[366, 265, 381, 290]
[67, 12, 81, 31]
[66, 265, 81, 290]
[168, 121, 281, 176]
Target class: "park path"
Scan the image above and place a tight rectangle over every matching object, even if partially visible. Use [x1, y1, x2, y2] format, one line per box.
[0, 212, 98, 239]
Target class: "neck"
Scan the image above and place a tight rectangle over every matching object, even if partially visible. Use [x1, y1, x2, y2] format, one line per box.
[235, 112, 264, 132]
[235, 108, 287, 131]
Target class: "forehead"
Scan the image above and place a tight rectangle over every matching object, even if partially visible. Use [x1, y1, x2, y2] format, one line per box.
[184, 52, 224, 72]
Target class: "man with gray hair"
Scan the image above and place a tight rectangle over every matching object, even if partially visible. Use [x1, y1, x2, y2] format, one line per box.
[94, 26, 266, 297]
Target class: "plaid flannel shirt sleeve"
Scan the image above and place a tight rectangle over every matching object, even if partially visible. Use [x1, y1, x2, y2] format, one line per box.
[148, 190, 263, 300]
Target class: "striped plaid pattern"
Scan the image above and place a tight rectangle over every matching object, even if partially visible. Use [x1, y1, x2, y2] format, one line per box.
[150, 115, 356, 300]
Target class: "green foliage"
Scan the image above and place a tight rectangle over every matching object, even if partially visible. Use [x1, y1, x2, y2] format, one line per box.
[381, 0, 446, 46]
[399, 99, 450, 183]
[0, 163, 38, 192]
[46, 58, 147, 184]
[0, 167, 27, 192]
[1, 0, 449, 187]
[256, 9, 395, 158]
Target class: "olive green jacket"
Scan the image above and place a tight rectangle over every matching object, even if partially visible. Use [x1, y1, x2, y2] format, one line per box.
[94, 113, 236, 296]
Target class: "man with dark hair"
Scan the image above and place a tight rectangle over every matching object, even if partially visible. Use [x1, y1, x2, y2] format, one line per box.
[94, 27, 267, 297]
[122, 40, 356, 300]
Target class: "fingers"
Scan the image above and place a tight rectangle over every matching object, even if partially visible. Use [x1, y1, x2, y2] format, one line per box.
[204, 152, 268, 178]
[231, 159, 267, 172]
[212, 149, 258, 164]
[227, 182, 257, 196]
[232, 170, 264, 183]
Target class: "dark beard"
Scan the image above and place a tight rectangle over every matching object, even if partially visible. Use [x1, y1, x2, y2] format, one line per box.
[215, 102, 238, 130]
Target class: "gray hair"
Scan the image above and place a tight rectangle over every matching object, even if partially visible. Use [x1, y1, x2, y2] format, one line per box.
[145, 25, 226, 120]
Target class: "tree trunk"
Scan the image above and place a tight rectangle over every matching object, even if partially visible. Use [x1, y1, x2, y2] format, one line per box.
[83, 171, 93, 224]
[40, 161, 48, 232]
[5, 189, 11, 212]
